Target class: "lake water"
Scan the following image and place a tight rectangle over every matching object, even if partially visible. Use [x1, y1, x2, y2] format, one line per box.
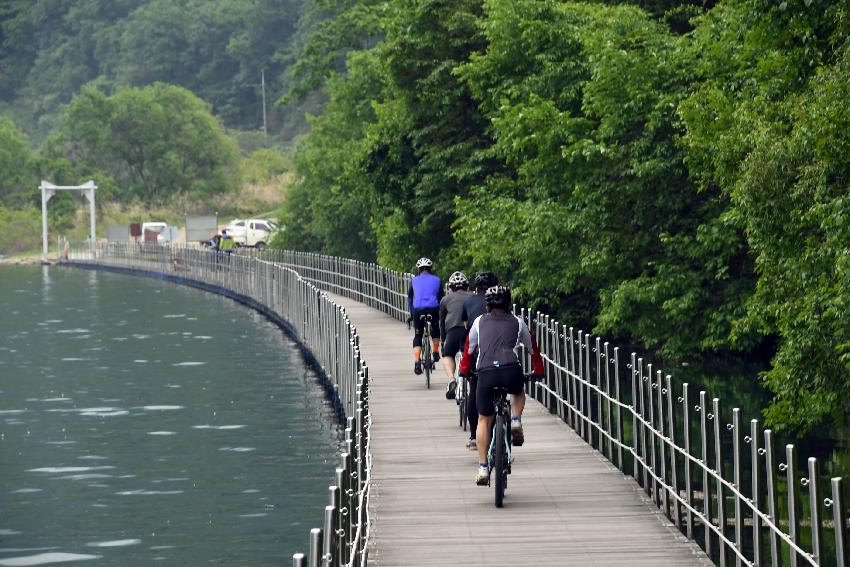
[0, 265, 340, 565]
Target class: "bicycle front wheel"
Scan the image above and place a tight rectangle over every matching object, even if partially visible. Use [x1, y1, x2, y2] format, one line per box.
[494, 413, 507, 508]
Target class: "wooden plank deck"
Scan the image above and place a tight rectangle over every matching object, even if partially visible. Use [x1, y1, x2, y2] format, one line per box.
[325, 292, 711, 566]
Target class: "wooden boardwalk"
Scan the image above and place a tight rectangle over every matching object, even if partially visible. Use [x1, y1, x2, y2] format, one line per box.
[326, 292, 711, 566]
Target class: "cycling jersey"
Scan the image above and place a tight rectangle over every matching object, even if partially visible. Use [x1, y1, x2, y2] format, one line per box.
[439, 289, 473, 337]
[460, 312, 544, 375]
[407, 272, 443, 313]
[461, 293, 486, 328]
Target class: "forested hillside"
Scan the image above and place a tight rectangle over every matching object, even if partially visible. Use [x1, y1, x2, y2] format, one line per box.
[0, 0, 320, 253]
[0, 0, 317, 141]
[277, 0, 850, 434]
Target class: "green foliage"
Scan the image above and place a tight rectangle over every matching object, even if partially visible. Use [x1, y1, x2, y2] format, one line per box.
[724, 42, 850, 431]
[0, 203, 41, 255]
[0, 115, 34, 207]
[280, 0, 850, 434]
[58, 83, 241, 206]
[364, 0, 495, 267]
[280, 1, 384, 105]
[0, 0, 311, 141]
[242, 148, 288, 184]
[275, 50, 384, 260]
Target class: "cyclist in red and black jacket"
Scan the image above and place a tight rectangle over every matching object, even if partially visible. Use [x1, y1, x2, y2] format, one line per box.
[460, 285, 544, 486]
[457, 271, 499, 450]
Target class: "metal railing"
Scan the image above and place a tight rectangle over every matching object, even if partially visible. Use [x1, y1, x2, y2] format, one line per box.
[245, 250, 412, 323]
[64, 243, 372, 567]
[249, 249, 849, 567]
[66, 244, 850, 566]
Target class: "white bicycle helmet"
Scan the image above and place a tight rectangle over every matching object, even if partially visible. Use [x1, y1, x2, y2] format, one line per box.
[415, 257, 433, 270]
[448, 271, 468, 290]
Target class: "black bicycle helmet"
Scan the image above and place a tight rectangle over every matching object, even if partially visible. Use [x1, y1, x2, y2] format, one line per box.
[474, 271, 498, 290]
[448, 271, 469, 290]
[484, 285, 511, 310]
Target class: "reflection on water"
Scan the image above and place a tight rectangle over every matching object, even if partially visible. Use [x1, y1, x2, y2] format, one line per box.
[0, 266, 340, 565]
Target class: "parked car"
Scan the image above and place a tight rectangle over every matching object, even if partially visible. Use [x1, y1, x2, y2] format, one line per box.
[224, 218, 279, 250]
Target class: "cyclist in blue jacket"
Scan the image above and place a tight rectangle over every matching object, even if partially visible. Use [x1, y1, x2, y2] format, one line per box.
[407, 257, 444, 375]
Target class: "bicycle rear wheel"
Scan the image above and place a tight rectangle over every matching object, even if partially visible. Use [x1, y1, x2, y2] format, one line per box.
[459, 378, 467, 430]
[423, 340, 431, 389]
[494, 412, 507, 508]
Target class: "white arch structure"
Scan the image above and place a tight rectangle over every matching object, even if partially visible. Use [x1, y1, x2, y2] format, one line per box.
[40, 180, 97, 263]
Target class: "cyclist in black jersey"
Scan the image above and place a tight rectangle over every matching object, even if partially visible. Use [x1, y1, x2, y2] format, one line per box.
[460, 285, 544, 485]
[440, 271, 473, 399]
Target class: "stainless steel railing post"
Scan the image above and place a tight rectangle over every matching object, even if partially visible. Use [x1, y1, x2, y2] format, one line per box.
[638, 357, 648, 492]
[765, 429, 780, 567]
[807, 457, 822, 565]
[595, 337, 603, 453]
[750, 419, 761, 567]
[832, 477, 848, 567]
[309, 528, 323, 567]
[614, 347, 623, 471]
[665, 374, 679, 528]
[700, 390, 712, 558]
[732, 408, 742, 566]
[786, 444, 799, 567]
[655, 368, 665, 513]
[713, 397, 726, 567]
[322, 505, 338, 567]
[682, 382, 693, 539]
[578, 331, 586, 441]
[604, 342, 613, 462]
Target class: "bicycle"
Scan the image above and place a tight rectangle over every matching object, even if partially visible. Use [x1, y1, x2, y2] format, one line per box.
[487, 385, 512, 508]
[419, 314, 435, 389]
[487, 373, 535, 508]
[455, 353, 467, 431]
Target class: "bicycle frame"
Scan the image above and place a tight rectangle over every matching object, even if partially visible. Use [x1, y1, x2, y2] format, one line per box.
[487, 394, 513, 466]
[455, 352, 467, 430]
[419, 314, 434, 388]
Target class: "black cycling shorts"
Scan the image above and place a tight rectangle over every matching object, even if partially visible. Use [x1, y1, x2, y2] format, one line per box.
[412, 307, 440, 348]
[476, 363, 525, 417]
[441, 327, 467, 358]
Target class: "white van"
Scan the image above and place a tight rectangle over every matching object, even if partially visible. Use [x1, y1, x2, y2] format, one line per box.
[225, 219, 279, 250]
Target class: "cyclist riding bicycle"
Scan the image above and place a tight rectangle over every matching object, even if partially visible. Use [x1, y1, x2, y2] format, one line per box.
[458, 271, 499, 450]
[440, 271, 473, 399]
[460, 285, 544, 485]
[462, 272, 498, 330]
[407, 257, 444, 375]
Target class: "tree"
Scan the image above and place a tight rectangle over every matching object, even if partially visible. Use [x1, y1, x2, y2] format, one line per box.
[0, 116, 33, 207]
[59, 83, 241, 205]
[276, 50, 383, 260]
[363, 0, 497, 270]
